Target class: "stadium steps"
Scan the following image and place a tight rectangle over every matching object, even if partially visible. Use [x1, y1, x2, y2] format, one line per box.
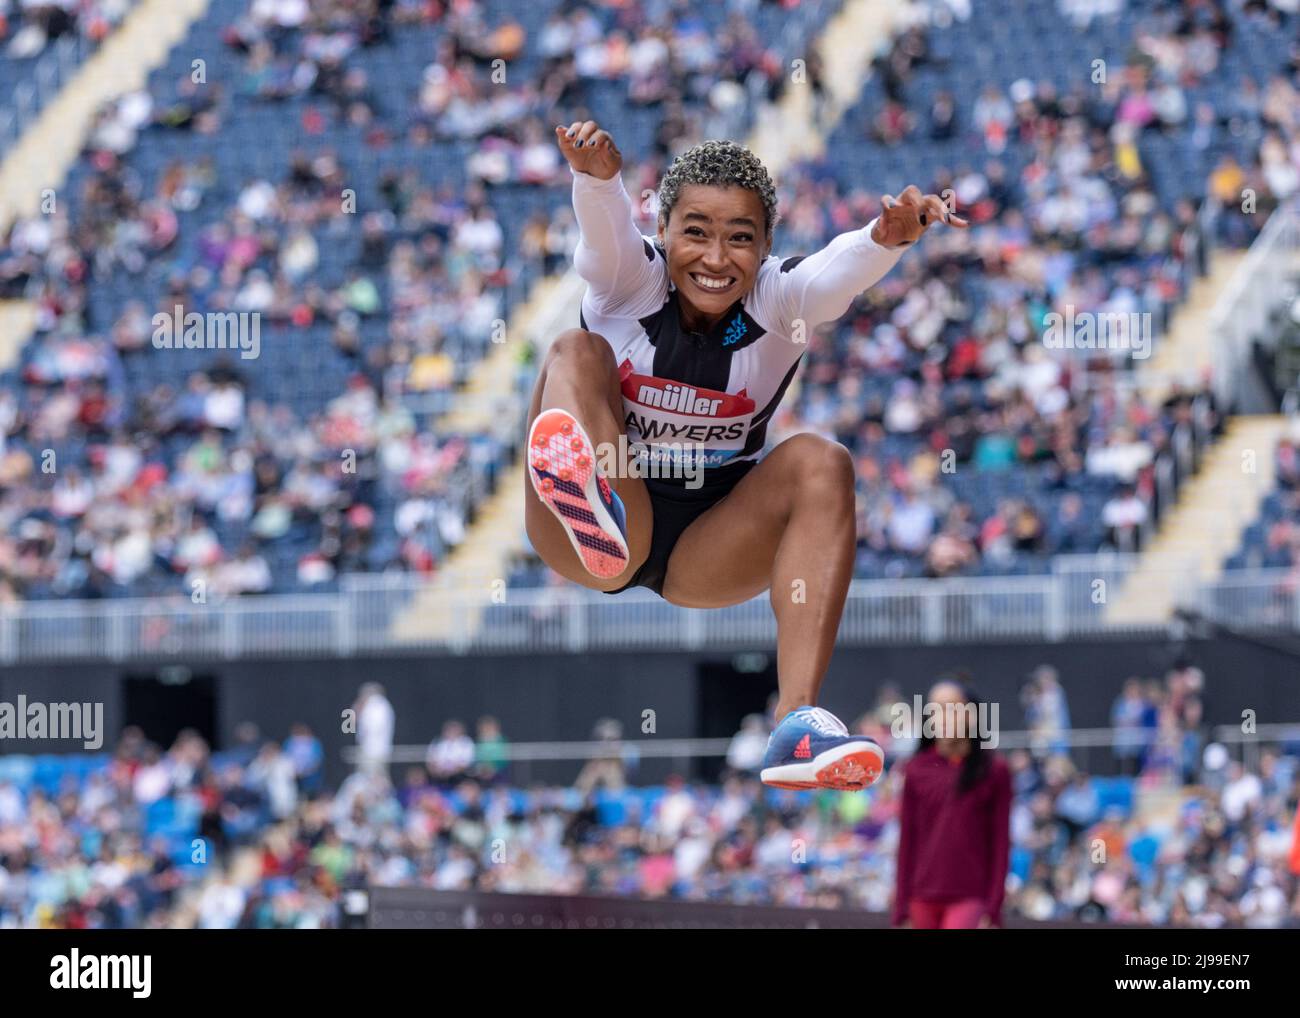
[436, 275, 573, 439]
[0, 0, 208, 370]
[1140, 250, 1248, 405]
[0, 301, 38, 372]
[748, 0, 905, 171]
[385, 481, 527, 647]
[1104, 414, 1286, 624]
[0, 0, 209, 232]
[386, 275, 582, 645]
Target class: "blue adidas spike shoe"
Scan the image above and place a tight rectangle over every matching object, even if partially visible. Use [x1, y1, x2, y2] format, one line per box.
[760, 706, 884, 791]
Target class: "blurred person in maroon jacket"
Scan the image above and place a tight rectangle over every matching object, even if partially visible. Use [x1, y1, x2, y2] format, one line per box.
[892, 678, 1012, 929]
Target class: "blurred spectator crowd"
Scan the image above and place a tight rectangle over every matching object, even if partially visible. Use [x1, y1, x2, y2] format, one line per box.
[2, 662, 1297, 929]
[0, 0, 1296, 605]
[1224, 430, 1300, 582]
[1, 0, 131, 60]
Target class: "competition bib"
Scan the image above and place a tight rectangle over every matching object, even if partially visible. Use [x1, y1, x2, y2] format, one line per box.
[619, 360, 756, 472]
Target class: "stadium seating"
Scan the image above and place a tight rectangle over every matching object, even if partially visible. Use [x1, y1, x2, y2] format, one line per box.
[1, 0, 1298, 934]
[0, 0, 128, 145]
[1224, 435, 1300, 570]
[1, 699, 1292, 927]
[0, 0, 840, 600]
[0, 0, 1294, 605]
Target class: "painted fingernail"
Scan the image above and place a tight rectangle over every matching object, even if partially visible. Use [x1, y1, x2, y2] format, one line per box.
[575, 139, 583, 147]
[920, 213, 928, 226]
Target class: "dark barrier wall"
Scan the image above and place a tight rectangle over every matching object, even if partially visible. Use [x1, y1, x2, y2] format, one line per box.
[366, 887, 1110, 930]
[1, 634, 1297, 785]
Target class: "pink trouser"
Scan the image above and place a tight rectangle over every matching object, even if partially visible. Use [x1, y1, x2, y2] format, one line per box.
[908, 898, 987, 929]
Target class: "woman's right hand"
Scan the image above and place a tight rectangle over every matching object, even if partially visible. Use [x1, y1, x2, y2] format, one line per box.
[556, 120, 622, 181]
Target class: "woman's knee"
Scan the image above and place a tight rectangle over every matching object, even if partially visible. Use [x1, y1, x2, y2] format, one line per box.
[779, 434, 857, 507]
[543, 328, 616, 376]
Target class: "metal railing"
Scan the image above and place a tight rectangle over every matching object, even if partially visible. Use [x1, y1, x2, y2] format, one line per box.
[1194, 568, 1300, 633]
[2, 555, 1296, 663]
[355, 722, 1300, 766]
[348, 722, 1300, 788]
[1208, 198, 1300, 412]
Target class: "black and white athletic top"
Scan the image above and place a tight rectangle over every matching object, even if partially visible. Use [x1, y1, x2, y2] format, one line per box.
[571, 166, 903, 483]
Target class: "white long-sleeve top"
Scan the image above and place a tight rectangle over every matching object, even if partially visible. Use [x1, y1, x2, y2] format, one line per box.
[570, 166, 903, 480]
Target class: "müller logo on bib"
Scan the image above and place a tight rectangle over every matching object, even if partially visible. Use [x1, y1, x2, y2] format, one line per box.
[620, 361, 754, 419]
[619, 360, 756, 463]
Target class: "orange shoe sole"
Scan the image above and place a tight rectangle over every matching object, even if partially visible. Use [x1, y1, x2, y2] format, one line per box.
[762, 747, 884, 792]
[528, 409, 629, 579]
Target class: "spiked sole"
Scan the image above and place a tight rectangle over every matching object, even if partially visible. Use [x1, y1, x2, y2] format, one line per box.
[528, 408, 629, 579]
[761, 741, 885, 791]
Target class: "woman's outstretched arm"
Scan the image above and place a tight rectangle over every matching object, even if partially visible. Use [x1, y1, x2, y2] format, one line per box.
[771, 184, 969, 334]
[558, 121, 663, 317]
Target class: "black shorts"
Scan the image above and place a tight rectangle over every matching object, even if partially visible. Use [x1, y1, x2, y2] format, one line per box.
[606, 459, 757, 597]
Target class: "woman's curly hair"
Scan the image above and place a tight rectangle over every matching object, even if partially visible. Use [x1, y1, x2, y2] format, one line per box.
[657, 140, 779, 237]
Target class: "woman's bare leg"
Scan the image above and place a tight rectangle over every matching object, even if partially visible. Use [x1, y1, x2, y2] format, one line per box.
[523, 329, 652, 591]
[660, 433, 857, 718]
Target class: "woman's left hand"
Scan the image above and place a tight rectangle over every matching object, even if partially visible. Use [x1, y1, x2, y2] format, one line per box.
[871, 184, 969, 248]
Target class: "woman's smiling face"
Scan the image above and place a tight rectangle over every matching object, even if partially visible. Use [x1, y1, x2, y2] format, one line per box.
[658, 184, 772, 329]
